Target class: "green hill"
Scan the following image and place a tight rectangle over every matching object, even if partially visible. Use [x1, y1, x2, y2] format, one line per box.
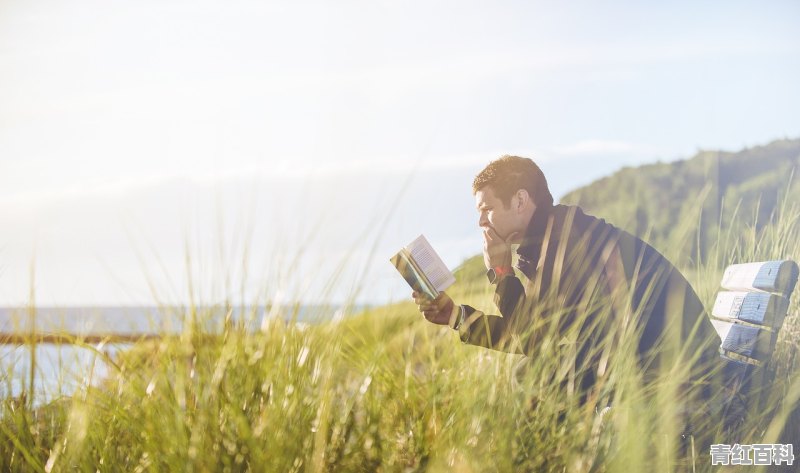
[557, 138, 800, 266]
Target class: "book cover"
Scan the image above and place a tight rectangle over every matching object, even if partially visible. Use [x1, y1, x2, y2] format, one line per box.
[390, 235, 455, 299]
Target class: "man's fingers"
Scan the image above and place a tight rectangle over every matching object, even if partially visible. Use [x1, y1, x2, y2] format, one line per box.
[419, 300, 446, 310]
[483, 230, 497, 257]
[419, 301, 446, 315]
[415, 292, 449, 307]
[413, 291, 431, 302]
[484, 227, 502, 242]
[413, 290, 431, 303]
[433, 295, 450, 310]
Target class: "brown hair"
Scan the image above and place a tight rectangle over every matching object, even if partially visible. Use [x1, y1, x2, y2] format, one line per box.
[472, 155, 554, 209]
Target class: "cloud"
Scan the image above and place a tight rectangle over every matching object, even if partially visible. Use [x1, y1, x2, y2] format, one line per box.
[548, 140, 661, 158]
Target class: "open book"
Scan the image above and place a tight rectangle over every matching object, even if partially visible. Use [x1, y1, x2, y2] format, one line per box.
[390, 235, 456, 299]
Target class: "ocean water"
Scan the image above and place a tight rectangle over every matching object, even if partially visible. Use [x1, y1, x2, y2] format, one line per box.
[0, 305, 349, 404]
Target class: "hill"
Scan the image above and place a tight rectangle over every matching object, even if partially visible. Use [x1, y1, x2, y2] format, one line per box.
[557, 138, 800, 265]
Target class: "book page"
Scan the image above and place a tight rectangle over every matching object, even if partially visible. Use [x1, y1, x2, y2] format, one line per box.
[407, 235, 456, 292]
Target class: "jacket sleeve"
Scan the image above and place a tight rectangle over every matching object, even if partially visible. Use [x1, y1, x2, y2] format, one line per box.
[457, 275, 527, 354]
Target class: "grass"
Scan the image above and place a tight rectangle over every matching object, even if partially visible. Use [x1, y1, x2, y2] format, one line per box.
[2, 200, 800, 472]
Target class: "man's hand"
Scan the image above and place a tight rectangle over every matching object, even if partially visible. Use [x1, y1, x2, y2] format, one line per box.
[483, 227, 518, 270]
[412, 291, 458, 327]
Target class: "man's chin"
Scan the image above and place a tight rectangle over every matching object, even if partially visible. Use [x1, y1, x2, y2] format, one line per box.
[506, 231, 523, 245]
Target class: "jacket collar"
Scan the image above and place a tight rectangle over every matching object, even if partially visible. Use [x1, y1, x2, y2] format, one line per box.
[516, 204, 555, 274]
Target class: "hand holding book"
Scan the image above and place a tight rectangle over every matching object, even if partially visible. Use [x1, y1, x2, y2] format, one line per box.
[391, 235, 460, 327]
[412, 290, 458, 327]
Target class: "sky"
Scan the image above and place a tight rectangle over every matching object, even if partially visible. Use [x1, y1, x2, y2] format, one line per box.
[1, 0, 799, 307]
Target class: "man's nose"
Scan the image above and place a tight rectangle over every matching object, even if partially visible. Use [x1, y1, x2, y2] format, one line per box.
[478, 214, 488, 228]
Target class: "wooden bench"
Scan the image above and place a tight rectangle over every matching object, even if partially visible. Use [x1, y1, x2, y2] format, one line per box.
[709, 260, 799, 426]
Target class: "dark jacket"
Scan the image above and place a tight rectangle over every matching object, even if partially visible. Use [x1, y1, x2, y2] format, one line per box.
[459, 204, 720, 400]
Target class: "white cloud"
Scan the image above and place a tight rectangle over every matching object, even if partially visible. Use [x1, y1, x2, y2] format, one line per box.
[548, 140, 661, 158]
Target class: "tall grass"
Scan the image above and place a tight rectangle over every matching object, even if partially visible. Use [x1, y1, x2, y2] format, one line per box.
[2, 201, 799, 472]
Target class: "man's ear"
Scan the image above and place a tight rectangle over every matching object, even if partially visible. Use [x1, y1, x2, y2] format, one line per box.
[516, 189, 531, 211]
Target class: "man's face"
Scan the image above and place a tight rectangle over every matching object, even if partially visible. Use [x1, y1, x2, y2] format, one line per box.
[475, 186, 528, 243]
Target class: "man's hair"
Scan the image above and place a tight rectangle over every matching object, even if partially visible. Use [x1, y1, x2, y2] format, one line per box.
[472, 155, 554, 209]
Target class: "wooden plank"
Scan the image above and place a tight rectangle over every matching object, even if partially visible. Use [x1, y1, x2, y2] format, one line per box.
[711, 320, 775, 362]
[720, 260, 799, 296]
[712, 291, 790, 328]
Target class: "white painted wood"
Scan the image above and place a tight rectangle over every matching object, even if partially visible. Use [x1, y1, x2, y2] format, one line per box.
[712, 291, 789, 327]
[711, 319, 774, 361]
[720, 260, 799, 295]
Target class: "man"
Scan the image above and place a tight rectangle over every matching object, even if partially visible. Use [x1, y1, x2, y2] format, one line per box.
[413, 155, 721, 424]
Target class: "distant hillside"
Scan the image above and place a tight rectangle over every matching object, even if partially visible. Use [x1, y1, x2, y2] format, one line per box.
[559, 138, 800, 264]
